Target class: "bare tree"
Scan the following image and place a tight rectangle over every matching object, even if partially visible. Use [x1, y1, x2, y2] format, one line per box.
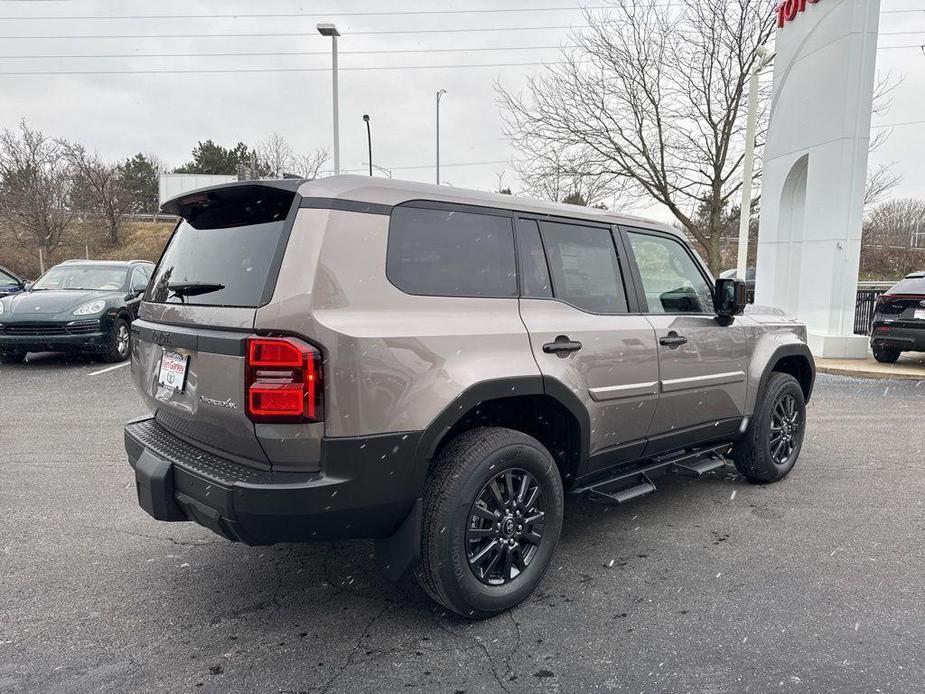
[865, 71, 904, 208]
[865, 165, 903, 209]
[257, 132, 294, 178]
[498, 0, 777, 271]
[291, 148, 330, 180]
[863, 197, 925, 249]
[0, 121, 77, 264]
[516, 149, 625, 208]
[62, 142, 132, 245]
[257, 133, 329, 180]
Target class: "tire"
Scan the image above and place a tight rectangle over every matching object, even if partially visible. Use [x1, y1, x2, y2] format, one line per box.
[0, 349, 26, 364]
[415, 427, 564, 619]
[102, 318, 131, 363]
[733, 372, 806, 484]
[872, 345, 901, 364]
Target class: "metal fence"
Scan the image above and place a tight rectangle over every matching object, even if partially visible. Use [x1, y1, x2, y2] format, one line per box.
[854, 288, 886, 336]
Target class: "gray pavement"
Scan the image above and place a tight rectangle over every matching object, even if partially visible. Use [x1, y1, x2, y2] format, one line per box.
[1, 354, 924, 694]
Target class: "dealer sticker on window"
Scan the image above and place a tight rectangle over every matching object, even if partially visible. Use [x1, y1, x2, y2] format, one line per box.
[157, 351, 189, 393]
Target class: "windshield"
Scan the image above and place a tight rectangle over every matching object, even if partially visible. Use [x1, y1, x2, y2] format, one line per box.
[32, 265, 127, 291]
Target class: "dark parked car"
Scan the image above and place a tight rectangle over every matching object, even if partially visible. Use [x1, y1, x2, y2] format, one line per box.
[0, 259, 154, 364]
[0, 265, 27, 296]
[870, 271, 925, 363]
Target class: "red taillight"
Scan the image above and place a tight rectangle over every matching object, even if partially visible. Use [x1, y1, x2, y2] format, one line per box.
[245, 336, 323, 423]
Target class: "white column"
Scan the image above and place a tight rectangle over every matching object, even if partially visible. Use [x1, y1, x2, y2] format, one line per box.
[756, 0, 881, 359]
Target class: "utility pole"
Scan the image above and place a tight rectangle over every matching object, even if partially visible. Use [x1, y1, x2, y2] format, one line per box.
[737, 47, 772, 281]
[436, 89, 447, 185]
[317, 24, 341, 175]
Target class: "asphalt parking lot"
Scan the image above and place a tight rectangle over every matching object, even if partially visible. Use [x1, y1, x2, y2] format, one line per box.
[2, 355, 924, 694]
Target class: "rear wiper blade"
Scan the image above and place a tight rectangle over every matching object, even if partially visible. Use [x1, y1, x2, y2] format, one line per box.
[167, 281, 225, 297]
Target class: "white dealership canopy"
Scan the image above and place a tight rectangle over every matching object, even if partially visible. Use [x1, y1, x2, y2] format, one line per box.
[756, 0, 880, 358]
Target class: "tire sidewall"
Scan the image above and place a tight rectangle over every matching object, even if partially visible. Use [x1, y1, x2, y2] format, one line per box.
[437, 439, 563, 617]
[108, 318, 131, 362]
[755, 375, 806, 480]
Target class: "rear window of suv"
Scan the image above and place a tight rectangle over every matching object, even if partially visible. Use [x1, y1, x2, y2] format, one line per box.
[387, 205, 517, 298]
[147, 186, 295, 307]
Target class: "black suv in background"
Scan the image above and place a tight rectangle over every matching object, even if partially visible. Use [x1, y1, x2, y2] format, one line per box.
[870, 271, 925, 363]
[0, 259, 153, 363]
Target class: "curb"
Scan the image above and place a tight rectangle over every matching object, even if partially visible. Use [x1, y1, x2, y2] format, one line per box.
[816, 365, 925, 381]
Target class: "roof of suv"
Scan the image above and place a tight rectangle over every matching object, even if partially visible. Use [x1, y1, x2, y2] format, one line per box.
[161, 176, 681, 239]
[297, 175, 679, 236]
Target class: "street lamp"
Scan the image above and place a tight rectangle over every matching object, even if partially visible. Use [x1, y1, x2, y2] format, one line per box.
[362, 114, 372, 177]
[736, 46, 773, 281]
[317, 23, 341, 175]
[436, 89, 447, 185]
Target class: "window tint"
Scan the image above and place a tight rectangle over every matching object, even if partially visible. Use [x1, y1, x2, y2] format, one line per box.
[515, 219, 552, 298]
[387, 206, 517, 298]
[626, 232, 714, 314]
[147, 220, 288, 307]
[539, 221, 627, 314]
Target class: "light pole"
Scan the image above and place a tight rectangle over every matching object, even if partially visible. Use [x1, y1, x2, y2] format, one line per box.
[736, 46, 773, 281]
[362, 114, 372, 177]
[436, 89, 447, 185]
[317, 23, 341, 175]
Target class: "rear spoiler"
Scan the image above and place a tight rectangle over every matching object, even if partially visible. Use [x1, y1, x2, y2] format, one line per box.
[160, 181, 304, 228]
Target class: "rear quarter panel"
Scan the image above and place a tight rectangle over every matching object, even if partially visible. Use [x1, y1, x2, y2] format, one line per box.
[256, 207, 540, 438]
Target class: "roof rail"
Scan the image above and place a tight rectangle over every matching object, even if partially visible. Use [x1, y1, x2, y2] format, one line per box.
[59, 259, 85, 264]
[904, 271, 925, 279]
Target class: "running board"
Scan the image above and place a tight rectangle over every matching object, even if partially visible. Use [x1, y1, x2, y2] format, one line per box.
[586, 473, 656, 506]
[575, 442, 732, 507]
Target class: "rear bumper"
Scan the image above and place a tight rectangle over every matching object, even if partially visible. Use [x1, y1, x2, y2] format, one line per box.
[870, 323, 925, 351]
[124, 417, 424, 545]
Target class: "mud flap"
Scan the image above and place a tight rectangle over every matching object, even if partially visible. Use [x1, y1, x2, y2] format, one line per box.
[374, 498, 422, 581]
[134, 449, 187, 522]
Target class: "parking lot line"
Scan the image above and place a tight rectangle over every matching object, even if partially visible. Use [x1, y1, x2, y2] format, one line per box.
[87, 362, 130, 377]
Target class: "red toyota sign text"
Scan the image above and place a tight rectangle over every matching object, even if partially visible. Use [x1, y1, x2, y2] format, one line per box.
[777, 0, 821, 28]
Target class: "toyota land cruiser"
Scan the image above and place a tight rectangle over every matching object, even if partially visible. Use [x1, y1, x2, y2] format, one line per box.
[125, 177, 814, 618]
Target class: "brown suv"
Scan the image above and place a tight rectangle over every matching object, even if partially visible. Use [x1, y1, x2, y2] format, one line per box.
[125, 177, 814, 618]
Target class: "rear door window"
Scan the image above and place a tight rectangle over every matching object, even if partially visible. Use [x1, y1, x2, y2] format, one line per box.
[539, 221, 628, 314]
[387, 205, 517, 298]
[147, 188, 296, 308]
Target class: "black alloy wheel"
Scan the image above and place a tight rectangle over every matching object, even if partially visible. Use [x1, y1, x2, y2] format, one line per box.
[466, 468, 545, 586]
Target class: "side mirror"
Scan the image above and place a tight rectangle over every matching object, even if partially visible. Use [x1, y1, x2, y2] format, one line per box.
[715, 278, 747, 322]
[22, 281, 32, 291]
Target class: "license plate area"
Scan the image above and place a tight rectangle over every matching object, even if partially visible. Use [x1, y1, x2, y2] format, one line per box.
[914, 309, 925, 321]
[157, 350, 189, 392]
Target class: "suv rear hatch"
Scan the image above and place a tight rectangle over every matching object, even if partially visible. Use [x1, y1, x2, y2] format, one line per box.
[133, 182, 322, 470]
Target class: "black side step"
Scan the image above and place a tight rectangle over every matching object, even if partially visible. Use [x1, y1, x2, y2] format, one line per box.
[574, 442, 732, 507]
[586, 473, 656, 506]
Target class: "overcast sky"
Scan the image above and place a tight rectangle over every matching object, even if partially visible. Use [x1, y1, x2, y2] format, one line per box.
[1, 0, 924, 223]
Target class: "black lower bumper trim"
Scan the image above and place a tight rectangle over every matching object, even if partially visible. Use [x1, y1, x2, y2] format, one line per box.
[125, 418, 425, 545]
